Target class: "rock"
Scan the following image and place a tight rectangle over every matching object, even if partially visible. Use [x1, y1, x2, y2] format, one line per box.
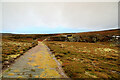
[4, 61, 10, 65]
[7, 65, 10, 68]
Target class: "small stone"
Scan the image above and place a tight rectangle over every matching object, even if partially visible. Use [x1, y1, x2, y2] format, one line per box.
[4, 61, 10, 65]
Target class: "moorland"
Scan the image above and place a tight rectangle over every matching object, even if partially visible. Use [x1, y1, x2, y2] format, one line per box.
[1, 29, 120, 78]
[44, 29, 120, 78]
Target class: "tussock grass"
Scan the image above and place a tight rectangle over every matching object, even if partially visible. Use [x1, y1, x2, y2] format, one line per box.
[44, 41, 119, 78]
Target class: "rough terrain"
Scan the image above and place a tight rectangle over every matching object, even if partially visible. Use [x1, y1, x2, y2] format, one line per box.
[2, 42, 67, 78]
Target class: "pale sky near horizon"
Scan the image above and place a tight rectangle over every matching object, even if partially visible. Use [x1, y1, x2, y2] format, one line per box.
[1, 2, 119, 34]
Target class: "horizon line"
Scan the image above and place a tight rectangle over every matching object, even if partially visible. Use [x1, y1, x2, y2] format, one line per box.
[1, 28, 119, 34]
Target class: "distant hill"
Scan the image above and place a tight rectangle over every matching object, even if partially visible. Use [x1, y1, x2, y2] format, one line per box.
[1, 29, 120, 39]
[1, 29, 119, 35]
[74, 29, 120, 36]
[47, 29, 120, 43]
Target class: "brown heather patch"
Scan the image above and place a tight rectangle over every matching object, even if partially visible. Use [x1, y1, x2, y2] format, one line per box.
[44, 41, 119, 78]
[2, 38, 38, 69]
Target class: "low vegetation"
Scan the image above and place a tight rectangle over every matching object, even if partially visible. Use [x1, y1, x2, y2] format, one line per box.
[47, 29, 120, 44]
[2, 35, 38, 69]
[2, 33, 60, 70]
[2, 33, 60, 69]
[1, 29, 120, 79]
[44, 41, 119, 78]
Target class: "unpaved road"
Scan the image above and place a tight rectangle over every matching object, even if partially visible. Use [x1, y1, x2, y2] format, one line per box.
[2, 42, 67, 78]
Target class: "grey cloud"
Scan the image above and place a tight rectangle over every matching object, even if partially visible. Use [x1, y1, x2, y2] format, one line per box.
[2, 2, 118, 33]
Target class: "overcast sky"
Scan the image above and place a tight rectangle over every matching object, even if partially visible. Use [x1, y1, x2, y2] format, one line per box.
[1, 2, 118, 34]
